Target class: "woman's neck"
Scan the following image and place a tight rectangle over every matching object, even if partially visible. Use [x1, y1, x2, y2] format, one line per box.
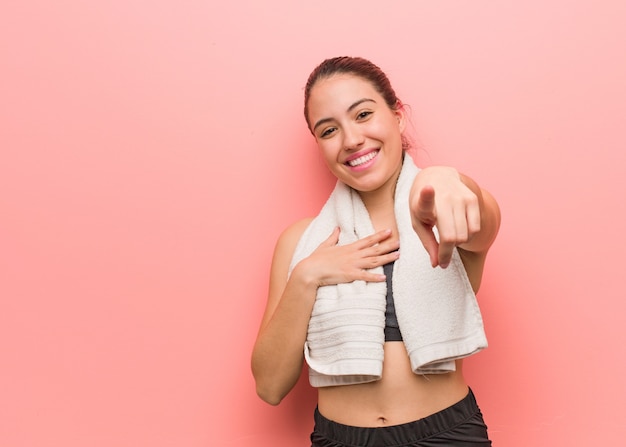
[358, 164, 401, 214]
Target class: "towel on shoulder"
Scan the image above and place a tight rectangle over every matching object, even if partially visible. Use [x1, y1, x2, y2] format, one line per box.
[289, 154, 487, 387]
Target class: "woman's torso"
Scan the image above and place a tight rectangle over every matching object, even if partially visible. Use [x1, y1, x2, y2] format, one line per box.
[315, 207, 482, 427]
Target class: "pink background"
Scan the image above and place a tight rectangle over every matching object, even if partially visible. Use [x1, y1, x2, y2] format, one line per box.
[2, 1, 625, 445]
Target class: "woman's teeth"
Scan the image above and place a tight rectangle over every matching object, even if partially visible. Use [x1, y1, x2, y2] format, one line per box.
[347, 151, 378, 167]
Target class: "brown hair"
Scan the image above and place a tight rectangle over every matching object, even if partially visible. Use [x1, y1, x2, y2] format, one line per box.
[303, 56, 402, 131]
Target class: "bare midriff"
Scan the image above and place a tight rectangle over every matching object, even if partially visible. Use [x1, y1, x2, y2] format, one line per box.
[317, 342, 469, 427]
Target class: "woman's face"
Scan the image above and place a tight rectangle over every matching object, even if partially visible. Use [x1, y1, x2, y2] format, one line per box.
[306, 74, 406, 194]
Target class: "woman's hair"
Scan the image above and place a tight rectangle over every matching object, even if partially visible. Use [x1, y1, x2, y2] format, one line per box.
[303, 56, 402, 130]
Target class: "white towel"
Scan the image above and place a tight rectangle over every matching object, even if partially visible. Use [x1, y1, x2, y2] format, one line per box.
[289, 155, 487, 387]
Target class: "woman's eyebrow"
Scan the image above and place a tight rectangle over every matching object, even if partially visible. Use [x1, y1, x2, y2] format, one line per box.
[347, 98, 376, 112]
[313, 98, 377, 132]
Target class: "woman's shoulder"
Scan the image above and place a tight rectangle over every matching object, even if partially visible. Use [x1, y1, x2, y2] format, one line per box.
[274, 217, 315, 258]
[267, 217, 316, 296]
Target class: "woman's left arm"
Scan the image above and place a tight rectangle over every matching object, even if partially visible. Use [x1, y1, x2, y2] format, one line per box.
[409, 166, 501, 269]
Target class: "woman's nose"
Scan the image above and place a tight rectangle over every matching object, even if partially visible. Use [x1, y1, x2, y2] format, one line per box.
[342, 124, 365, 150]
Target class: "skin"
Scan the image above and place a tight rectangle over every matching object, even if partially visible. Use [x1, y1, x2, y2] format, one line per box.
[251, 74, 501, 426]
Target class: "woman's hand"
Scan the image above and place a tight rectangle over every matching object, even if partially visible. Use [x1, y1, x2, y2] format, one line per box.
[409, 166, 481, 268]
[295, 227, 400, 287]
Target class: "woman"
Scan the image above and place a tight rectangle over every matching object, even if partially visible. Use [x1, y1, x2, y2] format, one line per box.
[251, 57, 501, 446]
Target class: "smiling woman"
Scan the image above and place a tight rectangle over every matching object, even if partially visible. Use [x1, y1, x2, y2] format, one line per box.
[306, 74, 406, 195]
[251, 57, 501, 447]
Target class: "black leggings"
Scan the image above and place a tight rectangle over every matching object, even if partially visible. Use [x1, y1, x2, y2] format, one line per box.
[310, 388, 491, 447]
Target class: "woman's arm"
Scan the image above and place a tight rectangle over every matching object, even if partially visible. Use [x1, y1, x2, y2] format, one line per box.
[251, 218, 316, 405]
[251, 220, 400, 405]
[409, 167, 501, 269]
[457, 173, 501, 255]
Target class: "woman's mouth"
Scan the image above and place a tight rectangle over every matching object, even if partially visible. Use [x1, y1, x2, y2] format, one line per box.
[346, 150, 379, 167]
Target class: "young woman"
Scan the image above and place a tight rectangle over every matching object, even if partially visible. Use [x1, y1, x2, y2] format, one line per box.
[251, 57, 501, 447]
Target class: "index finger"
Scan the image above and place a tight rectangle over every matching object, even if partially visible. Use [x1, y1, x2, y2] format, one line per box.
[414, 186, 437, 226]
[355, 228, 393, 248]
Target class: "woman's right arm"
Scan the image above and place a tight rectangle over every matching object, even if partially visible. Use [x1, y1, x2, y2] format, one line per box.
[251, 218, 318, 405]
[251, 220, 400, 405]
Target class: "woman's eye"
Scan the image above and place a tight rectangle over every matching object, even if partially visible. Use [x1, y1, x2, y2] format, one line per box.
[357, 111, 372, 120]
[320, 127, 336, 138]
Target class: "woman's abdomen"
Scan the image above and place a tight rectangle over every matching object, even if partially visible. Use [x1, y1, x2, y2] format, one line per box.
[317, 342, 469, 427]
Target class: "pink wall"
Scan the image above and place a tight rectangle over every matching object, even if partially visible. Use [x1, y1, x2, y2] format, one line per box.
[2, 1, 625, 445]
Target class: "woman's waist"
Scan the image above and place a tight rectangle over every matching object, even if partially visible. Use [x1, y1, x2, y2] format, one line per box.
[317, 353, 468, 427]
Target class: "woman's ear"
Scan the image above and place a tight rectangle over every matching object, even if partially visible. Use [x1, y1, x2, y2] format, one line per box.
[394, 104, 407, 133]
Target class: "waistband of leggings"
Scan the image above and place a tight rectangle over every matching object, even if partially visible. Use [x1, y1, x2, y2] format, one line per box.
[313, 388, 480, 446]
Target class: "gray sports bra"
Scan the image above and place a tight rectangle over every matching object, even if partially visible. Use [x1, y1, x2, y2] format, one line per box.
[383, 261, 403, 342]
